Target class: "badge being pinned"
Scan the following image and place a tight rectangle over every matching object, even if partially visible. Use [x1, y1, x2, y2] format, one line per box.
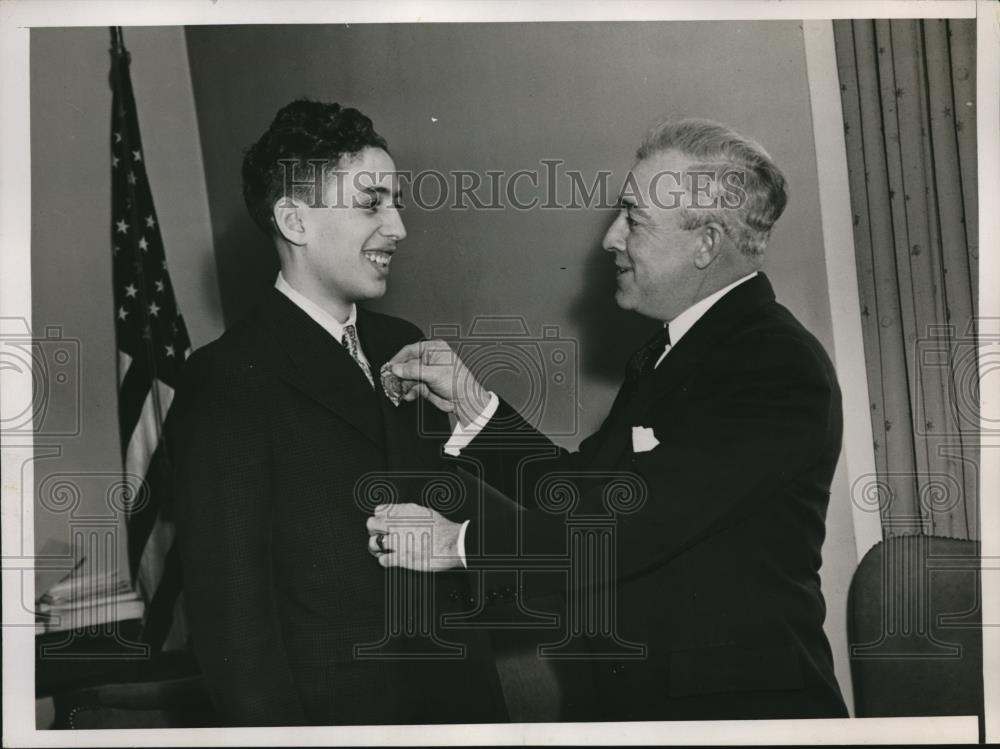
[380, 362, 404, 407]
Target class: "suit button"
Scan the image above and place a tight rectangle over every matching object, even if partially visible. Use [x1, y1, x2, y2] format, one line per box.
[448, 590, 460, 602]
[486, 589, 499, 603]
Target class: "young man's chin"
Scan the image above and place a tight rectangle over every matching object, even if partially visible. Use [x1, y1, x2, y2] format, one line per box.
[361, 278, 389, 300]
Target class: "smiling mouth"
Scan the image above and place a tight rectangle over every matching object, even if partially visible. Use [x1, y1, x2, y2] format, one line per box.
[363, 250, 394, 271]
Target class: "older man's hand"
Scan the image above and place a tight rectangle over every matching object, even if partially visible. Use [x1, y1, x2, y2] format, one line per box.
[366, 502, 463, 572]
[387, 340, 491, 427]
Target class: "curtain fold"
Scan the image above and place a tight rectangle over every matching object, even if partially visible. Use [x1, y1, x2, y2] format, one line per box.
[833, 19, 978, 540]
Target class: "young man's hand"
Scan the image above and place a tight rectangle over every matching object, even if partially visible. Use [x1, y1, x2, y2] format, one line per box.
[366, 502, 463, 572]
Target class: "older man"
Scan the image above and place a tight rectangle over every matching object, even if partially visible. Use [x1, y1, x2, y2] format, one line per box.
[373, 117, 848, 721]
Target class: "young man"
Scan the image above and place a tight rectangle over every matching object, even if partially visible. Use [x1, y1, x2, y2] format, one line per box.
[169, 99, 506, 726]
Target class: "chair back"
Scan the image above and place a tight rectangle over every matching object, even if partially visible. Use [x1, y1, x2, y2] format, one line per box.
[848, 534, 982, 718]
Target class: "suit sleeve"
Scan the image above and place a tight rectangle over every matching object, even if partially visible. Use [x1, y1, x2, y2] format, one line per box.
[168, 349, 307, 726]
[462, 334, 840, 583]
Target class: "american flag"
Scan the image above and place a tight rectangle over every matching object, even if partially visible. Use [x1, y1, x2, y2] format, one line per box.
[110, 27, 191, 651]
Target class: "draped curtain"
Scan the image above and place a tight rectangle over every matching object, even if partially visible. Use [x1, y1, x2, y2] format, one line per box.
[833, 19, 978, 540]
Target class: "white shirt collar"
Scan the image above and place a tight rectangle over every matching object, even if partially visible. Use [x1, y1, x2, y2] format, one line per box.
[667, 271, 758, 346]
[274, 272, 357, 343]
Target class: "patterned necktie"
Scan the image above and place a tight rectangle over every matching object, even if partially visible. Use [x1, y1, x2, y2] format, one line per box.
[625, 326, 671, 386]
[341, 323, 374, 388]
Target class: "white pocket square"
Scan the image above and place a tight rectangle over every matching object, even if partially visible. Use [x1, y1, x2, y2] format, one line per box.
[631, 426, 660, 453]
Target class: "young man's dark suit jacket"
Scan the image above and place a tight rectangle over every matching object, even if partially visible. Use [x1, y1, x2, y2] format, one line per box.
[461, 273, 849, 721]
[168, 288, 506, 726]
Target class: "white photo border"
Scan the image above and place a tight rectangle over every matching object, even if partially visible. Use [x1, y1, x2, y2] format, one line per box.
[2, 1, 995, 746]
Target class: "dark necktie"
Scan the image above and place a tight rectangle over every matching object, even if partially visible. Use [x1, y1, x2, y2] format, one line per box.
[625, 326, 671, 386]
[587, 325, 672, 470]
[341, 323, 374, 388]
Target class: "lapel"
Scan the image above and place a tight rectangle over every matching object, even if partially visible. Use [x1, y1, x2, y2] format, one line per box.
[261, 289, 383, 446]
[589, 273, 777, 470]
[356, 307, 421, 472]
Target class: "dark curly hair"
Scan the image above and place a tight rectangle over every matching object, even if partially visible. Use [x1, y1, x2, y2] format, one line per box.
[241, 99, 389, 235]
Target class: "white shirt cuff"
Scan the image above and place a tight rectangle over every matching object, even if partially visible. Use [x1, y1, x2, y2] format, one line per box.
[443, 391, 499, 456]
[457, 519, 470, 569]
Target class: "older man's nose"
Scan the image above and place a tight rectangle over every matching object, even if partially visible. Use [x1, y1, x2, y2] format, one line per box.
[602, 212, 627, 252]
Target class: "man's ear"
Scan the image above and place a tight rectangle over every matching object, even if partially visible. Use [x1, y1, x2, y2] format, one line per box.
[272, 197, 307, 246]
[693, 223, 725, 269]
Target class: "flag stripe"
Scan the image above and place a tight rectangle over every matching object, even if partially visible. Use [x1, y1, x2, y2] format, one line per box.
[118, 353, 153, 453]
[124, 440, 166, 582]
[141, 539, 184, 652]
[123, 380, 174, 481]
[118, 350, 132, 387]
[136, 512, 176, 600]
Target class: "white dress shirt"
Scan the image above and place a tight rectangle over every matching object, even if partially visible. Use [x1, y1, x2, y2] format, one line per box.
[274, 272, 371, 370]
[444, 271, 758, 566]
[652, 271, 759, 368]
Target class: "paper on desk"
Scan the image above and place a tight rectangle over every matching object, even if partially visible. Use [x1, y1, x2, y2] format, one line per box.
[33, 539, 82, 603]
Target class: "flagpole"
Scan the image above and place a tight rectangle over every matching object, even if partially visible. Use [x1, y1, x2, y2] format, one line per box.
[109, 27, 167, 442]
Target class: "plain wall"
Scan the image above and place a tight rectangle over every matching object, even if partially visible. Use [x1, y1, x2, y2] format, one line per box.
[186, 21, 839, 437]
[30, 27, 221, 578]
[184, 21, 856, 714]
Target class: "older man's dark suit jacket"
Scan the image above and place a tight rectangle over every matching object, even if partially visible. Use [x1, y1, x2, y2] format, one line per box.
[462, 273, 848, 720]
[168, 289, 506, 726]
